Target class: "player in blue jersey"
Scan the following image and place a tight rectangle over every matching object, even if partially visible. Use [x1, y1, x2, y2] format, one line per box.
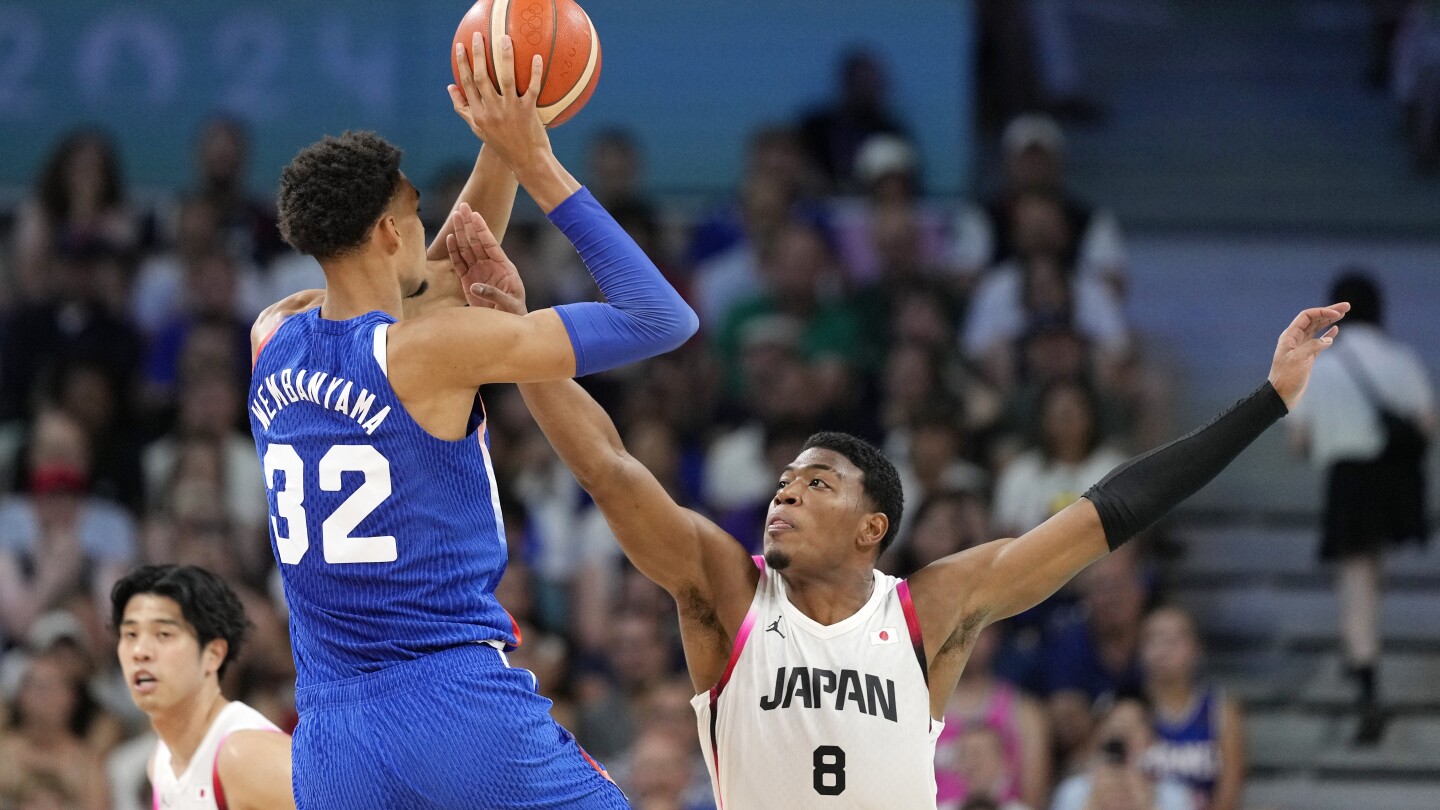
[248, 36, 694, 809]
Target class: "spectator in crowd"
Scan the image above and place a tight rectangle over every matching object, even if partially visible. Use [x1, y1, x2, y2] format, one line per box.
[1041, 546, 1149, 773]
[883, 489, 991, 578]
[1142, 605, 1246, 810]
[495, 558, 575, 728]
[692, 173, 798, 330]
[798, 49, 911, 192]
[992, 380, 1127, 537]
[587, 129, 654, 215]
[0, 245, 144, 426]
[1001, 318, 1132, 458]
[714, 219, 868, 401]
[188, 115, 284, 266]
[892, 400, 989, 532]
[0, 650, 111, 810]
[829, 135, 950, 285]
[623, 727, 715, 810]
[12, 128, 139, 304]
[0, 409, 136, 648]
[575, 611, 676, 762]
[936, 626, 1051, 810]
[130, 195, 267, 339]
[50, 360, 146, 512]
[961, 192, 1129, 392]
[1049, 693, 1192, 810]
[944, 726, 1034, 810]
[688, 126, 818, 267]
[1288, 270, 1436, 744]
[950, 115, 1126, 292]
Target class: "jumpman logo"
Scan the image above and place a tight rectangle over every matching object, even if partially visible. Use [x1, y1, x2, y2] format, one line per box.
[766, 615, 785, 638]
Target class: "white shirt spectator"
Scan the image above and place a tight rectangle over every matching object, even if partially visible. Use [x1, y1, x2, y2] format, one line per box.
[961, 261, 1129, 361]
[1049, 773, 1193, 810]
[993, 445, 1128, 535]
[949, 204, 1127, 281]
[1289, 323, 1435, 468]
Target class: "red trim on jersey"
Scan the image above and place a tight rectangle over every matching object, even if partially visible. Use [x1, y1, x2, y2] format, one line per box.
[251, 324, 281, 370]
[896, 580, 929, 689]
[212, 733, 231, 810]
[579, 746, 615, 784]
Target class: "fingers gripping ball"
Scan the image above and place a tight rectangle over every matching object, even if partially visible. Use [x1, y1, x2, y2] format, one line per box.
[451, 0, 602, 127]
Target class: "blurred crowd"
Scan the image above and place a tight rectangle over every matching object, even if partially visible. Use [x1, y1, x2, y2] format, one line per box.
[0, 42, 1284, 810]
[1374, 0, 1440, 173]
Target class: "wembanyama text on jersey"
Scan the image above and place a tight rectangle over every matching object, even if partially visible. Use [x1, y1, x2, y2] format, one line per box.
[693, 559, 943, 809]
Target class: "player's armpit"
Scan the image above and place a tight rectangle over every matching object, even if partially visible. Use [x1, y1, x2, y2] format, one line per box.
[908, 499, 1109, 654]
[215, 730, 295, 810]
[387, 305, 577, 389]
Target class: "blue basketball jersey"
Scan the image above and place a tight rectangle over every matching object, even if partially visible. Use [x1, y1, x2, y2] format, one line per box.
[249, 309, 517, 688]
[1148, 685, 1221, 801]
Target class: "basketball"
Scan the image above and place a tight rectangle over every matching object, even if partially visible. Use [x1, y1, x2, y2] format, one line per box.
[451, 0, 602, 128]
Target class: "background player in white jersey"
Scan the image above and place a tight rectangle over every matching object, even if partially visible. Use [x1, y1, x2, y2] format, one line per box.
[459, 247, 1347, 806]
[113, 565, 292, 810]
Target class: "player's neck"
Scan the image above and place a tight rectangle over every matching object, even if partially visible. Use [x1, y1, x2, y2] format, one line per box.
[150, 685, 228, 772]
[780, 566, 876, 626]
[319, 256, 405, 322]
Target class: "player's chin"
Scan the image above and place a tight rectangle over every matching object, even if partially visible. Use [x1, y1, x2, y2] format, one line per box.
[762, 547, 792, 571]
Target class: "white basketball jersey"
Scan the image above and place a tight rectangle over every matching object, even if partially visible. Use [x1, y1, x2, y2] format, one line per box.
[151, 701, 281, 810]
[692, 559, 943, 809]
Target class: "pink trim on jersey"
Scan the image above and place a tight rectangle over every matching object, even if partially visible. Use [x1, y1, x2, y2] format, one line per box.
[709, 556, 766, 810]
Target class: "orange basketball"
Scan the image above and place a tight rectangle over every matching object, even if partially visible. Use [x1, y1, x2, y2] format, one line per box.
[451, 0, 602, 128]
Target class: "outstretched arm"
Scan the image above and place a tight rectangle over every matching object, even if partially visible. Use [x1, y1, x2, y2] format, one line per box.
[910, 303, 1349, 655]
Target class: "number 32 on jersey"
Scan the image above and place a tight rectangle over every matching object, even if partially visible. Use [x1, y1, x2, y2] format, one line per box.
[263, 443, 395, 564]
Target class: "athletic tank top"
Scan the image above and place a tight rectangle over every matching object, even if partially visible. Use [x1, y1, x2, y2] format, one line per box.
[151, 702, 280, 810]
[935, 681, 1025, 804]
[692, 558, 942, 809]
[249, 310, 516, 688]
[1147, 685, 1222, 804]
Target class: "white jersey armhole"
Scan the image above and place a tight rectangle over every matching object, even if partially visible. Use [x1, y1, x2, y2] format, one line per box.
[372, 322, 390, 378]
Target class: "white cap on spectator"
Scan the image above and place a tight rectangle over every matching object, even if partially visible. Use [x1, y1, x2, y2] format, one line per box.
[1002, 114, 1066, 157]
[740, 314, 803, 353]
[854, 135, 917, 186]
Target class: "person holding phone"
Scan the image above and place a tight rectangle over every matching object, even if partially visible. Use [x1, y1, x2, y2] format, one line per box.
[1049, 694, 1191, 810]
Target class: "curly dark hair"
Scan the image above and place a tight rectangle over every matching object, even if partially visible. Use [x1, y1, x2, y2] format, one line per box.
[276, 131, 403, 260]
[111, 565, 251, 680]
[802, 431, 905, 555]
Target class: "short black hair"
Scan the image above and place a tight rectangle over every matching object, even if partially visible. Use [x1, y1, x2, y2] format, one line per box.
[277, 131, 403, 260]
[802, 431, 905, 555]
[1330, 268, 1382, 326]
[111, 565, 250, 680]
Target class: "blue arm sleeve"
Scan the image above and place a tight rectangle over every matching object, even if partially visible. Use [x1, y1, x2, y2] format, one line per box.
[547, 187, 699, 376]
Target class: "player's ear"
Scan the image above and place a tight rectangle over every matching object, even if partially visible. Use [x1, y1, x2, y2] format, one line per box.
[374, 215, 402, 256]
[858, 511, 887, 550]
[203, 638, 229, 678]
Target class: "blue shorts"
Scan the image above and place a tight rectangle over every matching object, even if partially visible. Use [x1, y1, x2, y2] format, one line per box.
[292, 644, 628, 809]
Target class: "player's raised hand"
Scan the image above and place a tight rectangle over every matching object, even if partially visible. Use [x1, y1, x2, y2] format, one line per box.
[444, 202, 526, 313]
[447, 33, 551, 172]
[1268, 301, 1350, 409]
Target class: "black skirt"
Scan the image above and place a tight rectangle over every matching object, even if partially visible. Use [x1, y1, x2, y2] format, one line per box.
[1321, 458, 1429, 562]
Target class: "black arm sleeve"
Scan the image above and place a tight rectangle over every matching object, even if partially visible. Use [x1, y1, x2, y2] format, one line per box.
[1084, 381, 1289, 550]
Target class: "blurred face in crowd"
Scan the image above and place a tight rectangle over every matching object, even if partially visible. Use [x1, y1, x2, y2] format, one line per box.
[1095, 698, 1154, 768]
[628, 729, 695, 803]
[957, 726, 1010, 799]
[762, 223, 830, 305]
[588, 135, 640, 199]
[117, 593, 226, 716]
[1006, 144, 1064, 194]
[871, 203, 924, 277]
[909, 492, 988, 571]
[65, 136, 112, 207]
[198, 119, 247, 189]
[179, 373, 242, 438]
[608, 614, 670, 692]
[176, 197, 222, 260]
[740, 174, 793, 246]
[29, 409, 90, 474]
[1141, 607, 1202, 687]
[884, 343, 939, 409]
[1012, 193, 1071, 261]
[15, 655, 78, 734]
[56, 364, 116, 435]
[1078, 546, 1146, 637]
[641, 678, 699, 741]
[1024, 324, 1088, 384]
[766, 447, 884, 574]
[1022, 258, 1072, 319]
[1039, 382, 1097, 463]
[186, 252, 239, 319]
